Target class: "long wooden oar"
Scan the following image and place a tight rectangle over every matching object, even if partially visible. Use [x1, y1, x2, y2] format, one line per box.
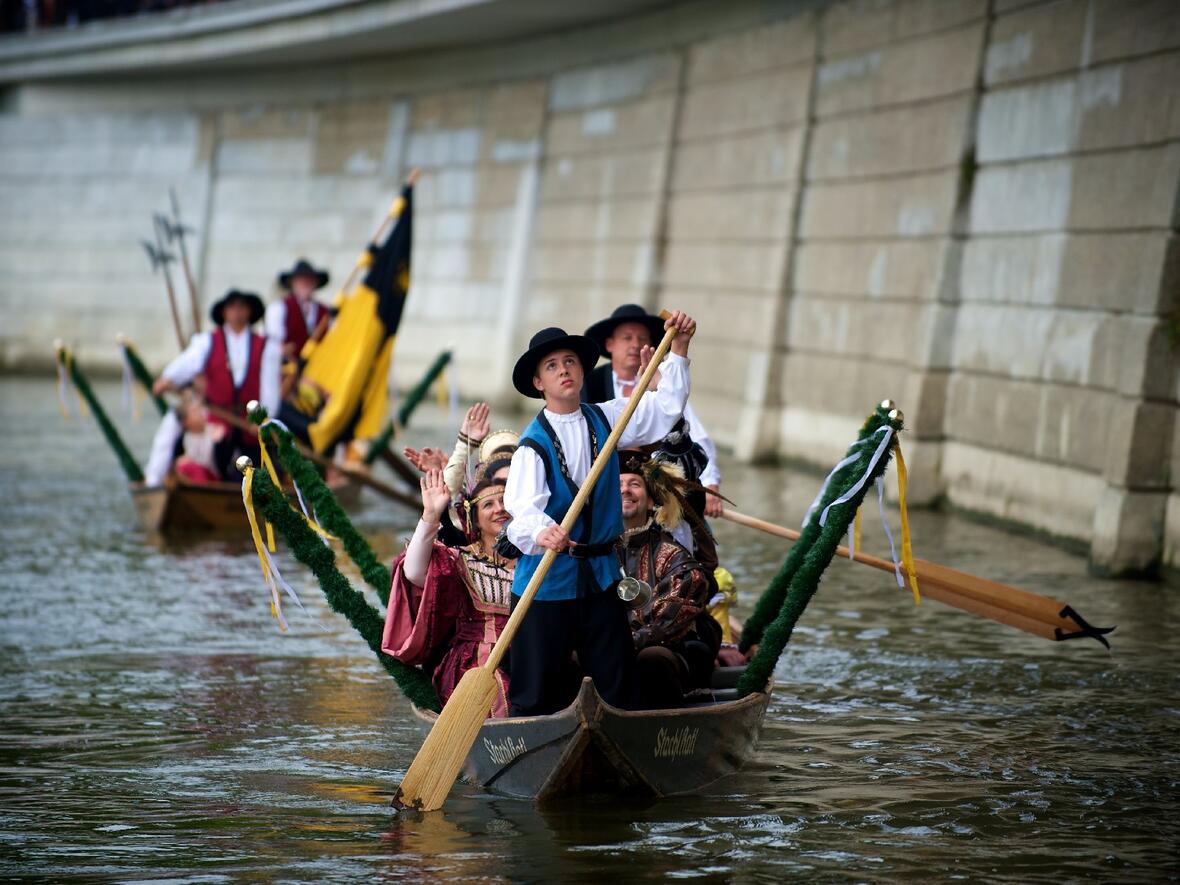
[395, 312, 682, 811]
[721, 508, 1113, 647]
[202, 402, 419, 510]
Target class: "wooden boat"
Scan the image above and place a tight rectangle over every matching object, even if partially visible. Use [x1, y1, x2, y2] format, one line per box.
[408, 667, 771, 802]
[129, 472, 361, 534]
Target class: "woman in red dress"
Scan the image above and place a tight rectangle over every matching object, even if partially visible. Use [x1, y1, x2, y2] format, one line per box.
[381, 468, 514, 716]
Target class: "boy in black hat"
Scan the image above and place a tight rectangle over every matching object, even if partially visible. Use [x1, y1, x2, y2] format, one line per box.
[502, 310, 697, 716]
[151, 289, 279, 480]
[266, 258, 332, 363]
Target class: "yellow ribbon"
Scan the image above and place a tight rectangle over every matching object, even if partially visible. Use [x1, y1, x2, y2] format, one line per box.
[436, 366, 449, 408]
[893, 439, 920, 605]
[258, 420, 337, 542]
[242, 467, 288, 631]
[63, 351, 89, 417]
[852, 505, 862, 558]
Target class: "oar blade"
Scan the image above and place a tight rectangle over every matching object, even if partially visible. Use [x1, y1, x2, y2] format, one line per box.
[394, 666, 498, 812]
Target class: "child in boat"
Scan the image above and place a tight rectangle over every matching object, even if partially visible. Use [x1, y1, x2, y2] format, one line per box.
[382, 467, 515, 717]
[173, 391, 227, 484]
[501, 311, 697, 717]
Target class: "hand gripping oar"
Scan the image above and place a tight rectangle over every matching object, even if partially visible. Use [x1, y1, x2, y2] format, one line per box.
[394, 311, 682, 812]
[721, 508, 1113, 648]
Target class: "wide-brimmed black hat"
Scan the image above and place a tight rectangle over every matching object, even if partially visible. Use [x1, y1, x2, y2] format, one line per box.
[512, 327, 600, 398]
[584, 304, 665, 358]
[210, 289, 265, 326]
[278, 258, 329, 290]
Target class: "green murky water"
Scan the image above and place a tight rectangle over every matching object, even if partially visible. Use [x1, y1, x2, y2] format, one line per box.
[1, 376, 1176, 881]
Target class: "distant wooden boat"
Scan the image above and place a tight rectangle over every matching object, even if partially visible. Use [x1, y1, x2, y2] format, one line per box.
[129, 473, 361, 534]
[408, 667, 771, 802]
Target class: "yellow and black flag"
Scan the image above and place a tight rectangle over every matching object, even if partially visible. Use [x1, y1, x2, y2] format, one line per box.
[301, 184, 413, 453]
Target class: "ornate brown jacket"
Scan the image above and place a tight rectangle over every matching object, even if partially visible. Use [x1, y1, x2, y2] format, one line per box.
[617, 520, 712, 650]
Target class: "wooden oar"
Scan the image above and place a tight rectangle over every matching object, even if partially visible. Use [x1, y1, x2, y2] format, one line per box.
[721, 508, 1113, 647]
[203, 402, 419, 510]
[395, 312, 682, 812]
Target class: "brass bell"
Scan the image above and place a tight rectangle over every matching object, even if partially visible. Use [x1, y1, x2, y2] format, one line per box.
[888, 408, 904, 423]
[235, 455, 254, 474]
[879, 398, 895, 410]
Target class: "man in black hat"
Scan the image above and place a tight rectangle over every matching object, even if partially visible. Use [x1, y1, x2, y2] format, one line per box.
[584, 304, 723, 527]
[266, 258, 332, 364]
[501, 310, 697, 716]
[151, 289, 279, 479]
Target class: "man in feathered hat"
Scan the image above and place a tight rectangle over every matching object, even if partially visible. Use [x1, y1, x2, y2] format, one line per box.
[502, 310, 697, 716]
[266, 258, 332, 362]
[151, 289, 279, 479]
[583, 304, 723, 528]
[617, 450, 721, 708]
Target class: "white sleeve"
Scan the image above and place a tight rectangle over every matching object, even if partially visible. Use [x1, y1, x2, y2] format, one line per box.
[598, 353, 691, 449]
[161, 333, 212, 387]
[143, 410, 182, 486]
[504, 445, 554, 556]
[264, 301, 287, 342]
[259, 336, 282, 417]
[443, 436, 472, 498]
[402, 518, 440, 588]
[684, 401, 721, 486]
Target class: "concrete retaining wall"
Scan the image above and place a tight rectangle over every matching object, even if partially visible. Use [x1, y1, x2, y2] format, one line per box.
[1, 0, 1177, 574]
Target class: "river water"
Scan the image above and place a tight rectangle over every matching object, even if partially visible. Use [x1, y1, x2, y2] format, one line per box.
[0, 376, 1176, 882]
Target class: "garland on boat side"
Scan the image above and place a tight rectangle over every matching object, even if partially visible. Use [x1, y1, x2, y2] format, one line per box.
[739, 401, 894, 653]
[117, 336, 168, 416]
[247, 465, 442, 711]
[737, 407, 905, 698]
[363, 349, 452, 466]
[254, 416, 393, 605]
[55, 343, 145, 483]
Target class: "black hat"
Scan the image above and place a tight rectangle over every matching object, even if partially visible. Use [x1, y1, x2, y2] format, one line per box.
[210, 289, 265, 326]
[278, 258, 329, 290]
[511, 327, 600, 398]
[584, 304, 665, 358]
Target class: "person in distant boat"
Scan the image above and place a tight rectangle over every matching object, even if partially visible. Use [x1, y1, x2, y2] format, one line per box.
[502, 312, 696, 717]
[403, 402, 518, 547]
[616, 450, 721, 708]
[143, 390, 227, 486]
[152, 289, 280, 479]
[382, 468, 515, 717]
[584, 304, 723, 525]
[266, 258, 332, 363]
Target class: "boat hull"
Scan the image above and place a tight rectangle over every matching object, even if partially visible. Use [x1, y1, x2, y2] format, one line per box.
[410, 672, 771, 802]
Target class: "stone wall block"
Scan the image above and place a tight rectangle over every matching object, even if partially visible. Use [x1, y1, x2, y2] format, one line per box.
[219, 106, 312, 139]
[803, 170, 959, 239]
[1067, 143, 1180, 230]
[1102, 398, 1175, 488]
[411, 88, 483, 128]
[658, 288, 779, 349]
[667, 189, 795, 242]
[678, 66, 812, 141]
[1090, 488, 1167, 575]
[786, 296, 933, 364]
[902, 367, 949, 438]
[540, 148, 664, 201]
[782, 351, 911, 417]
[672, 127, 804, 191]
[686, 14, 816, 84]
[546, 95, 676, 156]
[534, 197, 660, 243]
[1090, 0, 1180, 65]
[795, 240, 948, 300]
[809, 94, 972, 180]
[548, 54, 680, 113]
[1089, 315, 1177, 399]
[822, 0, 986, 57]
[663, 241, 787, 292]
[816, 23, 984, 116]
[985, 0, 1086, 86]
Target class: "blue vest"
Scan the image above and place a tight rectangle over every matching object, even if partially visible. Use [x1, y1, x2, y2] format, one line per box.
[511, 404, 624, 601]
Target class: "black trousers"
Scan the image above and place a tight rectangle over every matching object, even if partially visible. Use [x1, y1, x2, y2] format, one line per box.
[212, 427, 260, 481]
[507, 575, 638, 717]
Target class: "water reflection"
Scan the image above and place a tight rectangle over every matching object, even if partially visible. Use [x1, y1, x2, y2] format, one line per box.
[1, 377, 1177, 880]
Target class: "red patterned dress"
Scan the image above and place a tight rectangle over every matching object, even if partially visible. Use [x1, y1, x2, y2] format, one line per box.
[381, 542, 512, 717]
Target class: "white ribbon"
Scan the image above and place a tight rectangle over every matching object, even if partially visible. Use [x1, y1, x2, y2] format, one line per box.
[875, 475, 904, 588]
[120, 348, 133, 416]
[818, 426, 894, 528]
[263, 416, 331, 545]
[802, 449, 861, 528]
[56, 360, 75, 417]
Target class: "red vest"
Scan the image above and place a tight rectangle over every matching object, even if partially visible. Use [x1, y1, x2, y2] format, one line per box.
[204, 327, 265, 434]
[283, 294, 326, 356]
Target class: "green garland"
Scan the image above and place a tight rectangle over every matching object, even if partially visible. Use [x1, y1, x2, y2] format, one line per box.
[57, 345, 145, 482]
[118, 337, 168, 416]
[739, 402, 894, 652]
[364, 349, 452, 465]
[248, 467, 441, 711]
[737, 408, 905, 697]
[258, 420, 393, 604]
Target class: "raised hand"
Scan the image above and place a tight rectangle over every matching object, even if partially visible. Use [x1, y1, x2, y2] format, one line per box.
[461, 402, 491, 442]
[635, 344, 662, 390]
[404, 446, 448, 473]
[419, 468, 452, 524]
[663, 310, 697, 357]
